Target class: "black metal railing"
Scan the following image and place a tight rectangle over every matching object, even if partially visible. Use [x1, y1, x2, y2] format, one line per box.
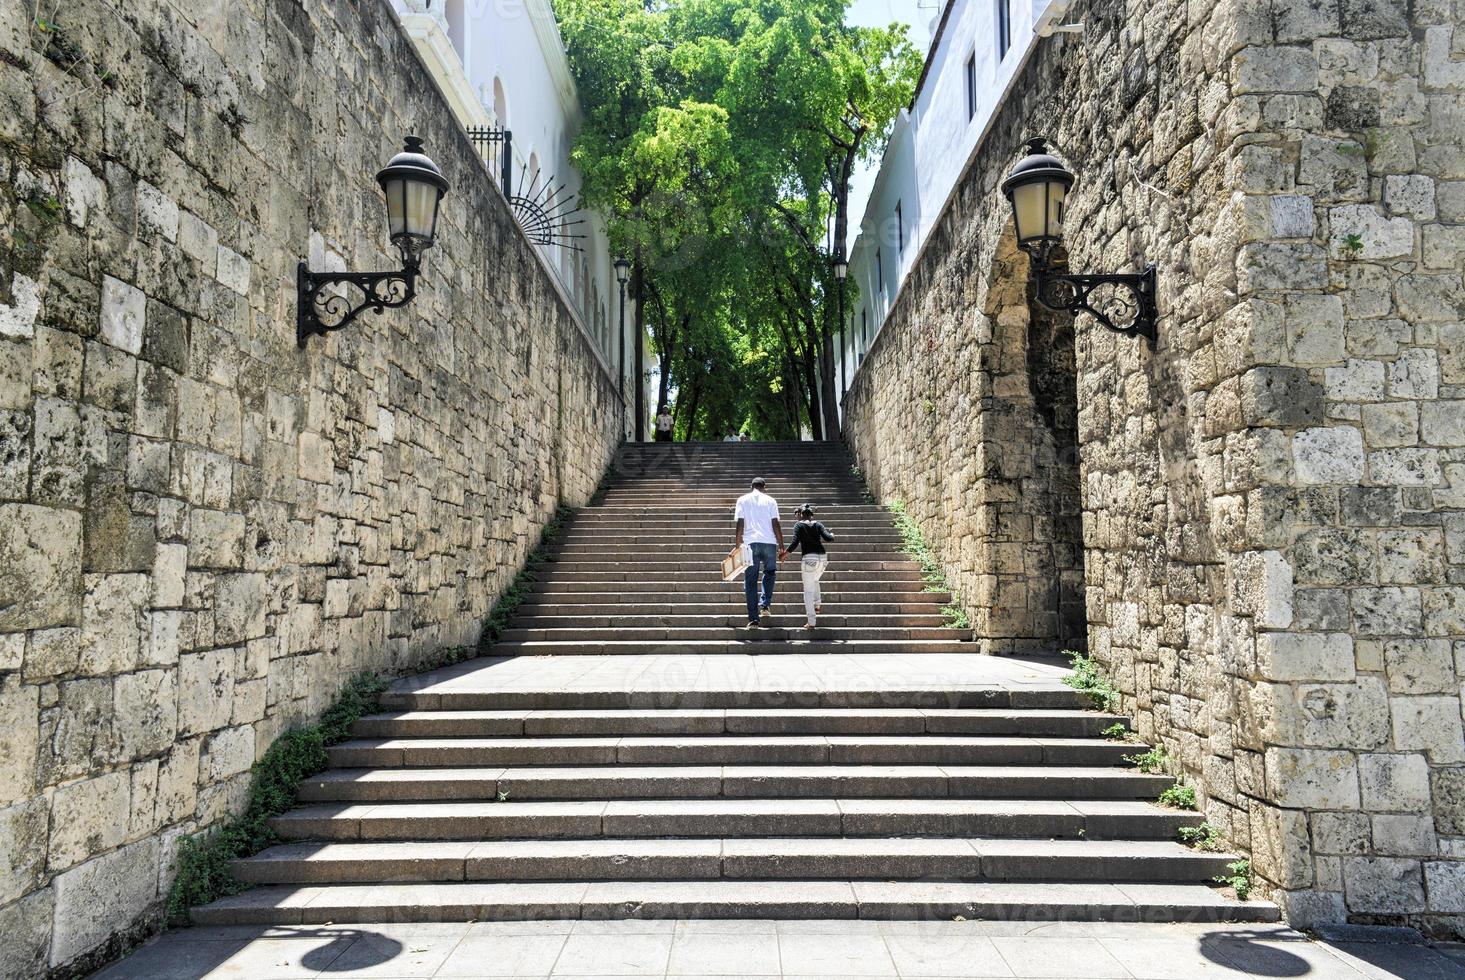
[467, 124, 513, 195]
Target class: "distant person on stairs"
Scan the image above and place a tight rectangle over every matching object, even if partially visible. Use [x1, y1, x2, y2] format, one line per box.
[654, 407, 674, 442]
[733, 477, 783, 628]
[781, 504, 834, 629]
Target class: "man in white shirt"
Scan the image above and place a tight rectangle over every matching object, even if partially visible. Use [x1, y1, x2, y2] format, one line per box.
[655, 408, 674, 442]
[733, 477, 783, 628]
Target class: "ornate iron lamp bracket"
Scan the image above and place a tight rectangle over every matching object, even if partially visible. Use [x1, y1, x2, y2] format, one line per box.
[1030, 256, 1157, 345]
[297, 262, 418, 347]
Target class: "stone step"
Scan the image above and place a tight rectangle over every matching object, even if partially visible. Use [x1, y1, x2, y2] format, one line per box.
[325, 735, 1138, 769]
[518, 585, 951, 602]
[191, 878, 1278, 924]
[536, 570, 928, 583]
[353, 707, 1127, 738]
[553, 544, 912, 556]
[540, 559, 922, 572]
[508, 615, 950, 629]
[480, 638, 978, 653]
[499, 627, 969, 642]
[557, 534, 907, 546]
[231, 837, 1233, 885]
[477, 639, 977, 655]
[381, 685, 1088, 712]
[515, 600, 949, 614]
[268, 798, 1201, 842]
[298, 765, 1172, 802]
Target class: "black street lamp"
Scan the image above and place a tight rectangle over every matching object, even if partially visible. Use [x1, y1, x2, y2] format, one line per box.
[614, 256, 630, 437]
[1001, 137, 1157, 343]
[833, 253, 848, 413]
[297, 136, 450, 347]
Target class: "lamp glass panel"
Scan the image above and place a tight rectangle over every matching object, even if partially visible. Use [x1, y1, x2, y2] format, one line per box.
[1046, 180, 1068, 239]
[404, 180, 440, 240]
[383, 178, 407, 238]
[1012, 180, 1049, 243]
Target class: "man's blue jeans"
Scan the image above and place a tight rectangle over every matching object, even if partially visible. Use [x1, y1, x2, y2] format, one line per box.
[743, 542, 779, 622]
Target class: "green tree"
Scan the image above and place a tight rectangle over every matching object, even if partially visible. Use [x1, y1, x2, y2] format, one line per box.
[557, 0, 919, 439]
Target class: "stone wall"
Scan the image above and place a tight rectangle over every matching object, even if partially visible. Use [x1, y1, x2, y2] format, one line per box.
[844, 0, 1465, 938]
[0, 0, 621, 973]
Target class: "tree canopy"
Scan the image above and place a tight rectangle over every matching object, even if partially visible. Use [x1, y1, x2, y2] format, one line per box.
[557, 0, 921, 440]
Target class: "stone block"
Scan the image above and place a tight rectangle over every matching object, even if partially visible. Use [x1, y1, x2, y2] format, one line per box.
[1424, 862, 1465, 912]
[1249, 804, 1313, 889]
[1423, 26, 1465, 89]
[49, 838, 159, 966]
[1359, 753, 1432, 811]
[1351, 587, 1422, 636]
[1368, 448, 1442, 487]
[1324, 358, 1386, 402]
[1360, 402, 1418, 448]
[0, 678, 39, 804]
[189, 509, 245, 569]
[79, 573, 148, 676]
[1396, 275, 1464, 323]
[1265, 747, 1360, 809]
[38, 678, 111, 784]
[216, 244, 250, 296]
[178, 648, 235, 736]
[1420, 401, 1465, 446]
[146, 610, 181, 667]
[0, 274, 40, 340]
[1232, 551, 1294, 628]
[1314, 811, 1371, 854]
[0, 505, 83, 630]
[136, 181, 179, 242]
[1371, 814, 1437, 856]
[1284, 293, 1344, 364]
[215, 572, 267, 644]
[1294, 427, 1365, 485]
[48, 769, 130, 870]
[1233, 46, 1319, 93]
[1300, 136, 1369, 202]
[0, 889, 52, 980]
[155, 740, 199, 824]
[111, 668, 177, 761]
[200, 724, 256, 782]
[1423, 587, 1465, 635]
[1343, 856, 1426, 913]
[1256, 631, 1354, 681]
[1328, 205, 1416, 259]
[152, 543, 187, 608]
[99, 275, 145, 355]
[1240, 367, 1324, 426]
[1383, 176, 1436, 220]
[1391, 696, 1465, 763]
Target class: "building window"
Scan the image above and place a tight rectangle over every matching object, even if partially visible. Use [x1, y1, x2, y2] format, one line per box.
[996, 0, 1011, 60]
[861, 307, 867, 345]
[876, 249, 883, 295]
[965, 53, 976, 120]
[895, 201, 904, 253]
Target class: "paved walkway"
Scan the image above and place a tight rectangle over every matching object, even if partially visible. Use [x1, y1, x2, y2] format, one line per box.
[95, 919, 1465, 979]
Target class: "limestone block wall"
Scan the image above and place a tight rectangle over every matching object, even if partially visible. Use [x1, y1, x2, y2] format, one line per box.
[0, 0, 621, 974]
[844, 0, 1465, 938]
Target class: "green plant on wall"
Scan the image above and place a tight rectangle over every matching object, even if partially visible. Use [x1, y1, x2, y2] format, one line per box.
[1062, 651, 1120, 713]
[1340, 232, 1364, 258]
[164, 672, 389, 924]
[1158, 780, 1197, 810]
[1124, 745, 1170, 774]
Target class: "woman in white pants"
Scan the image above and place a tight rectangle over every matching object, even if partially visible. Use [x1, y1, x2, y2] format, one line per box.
[781, 504, 835, 628]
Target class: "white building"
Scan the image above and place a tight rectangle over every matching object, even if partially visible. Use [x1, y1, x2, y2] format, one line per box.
[839, 0, 1063, 408]
[390, 0, 647, 436]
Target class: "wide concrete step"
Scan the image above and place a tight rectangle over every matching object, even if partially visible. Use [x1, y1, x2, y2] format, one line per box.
[298, 764, 1173, 802]
[191, 878, 1278, 924]
[557, 534, 907, 546]
[268, 798, 1202, 842]
[326, 735, 1137, 768]
[231, 837, 1233, 885]
[381, 684, 1088, 712]
[519, 585, 951, 601]
[515, 600, 949, 615]
[500, 627, 969, 642]
[537, 571, 928, 584]
[479, 639, 976, 655]
[353, 707, 1127, 738]
[509, 615, 949, 629]
[553, 545, 911, 558]
[540, 559, 921, 573]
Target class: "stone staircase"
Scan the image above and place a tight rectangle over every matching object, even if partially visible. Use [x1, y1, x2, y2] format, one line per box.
[195, 442, 1277, 924]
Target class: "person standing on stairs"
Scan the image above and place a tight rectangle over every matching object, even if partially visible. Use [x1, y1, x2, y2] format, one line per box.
[733, 477, 783, 629]
[781, 504, 834, 629]
[654, 407, 675, 442]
